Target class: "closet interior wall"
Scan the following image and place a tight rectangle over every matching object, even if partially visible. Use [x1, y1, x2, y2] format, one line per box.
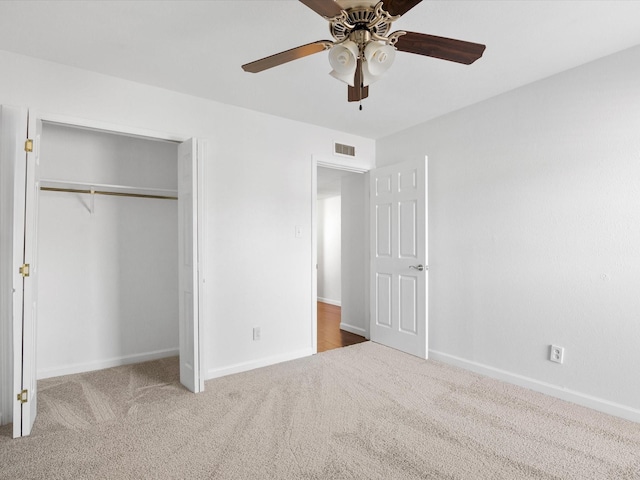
[36, 123, 179, 379]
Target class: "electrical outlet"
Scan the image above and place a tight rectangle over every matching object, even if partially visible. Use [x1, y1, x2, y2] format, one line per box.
[549, 345, 564, 364]
[253, 327, 261, 341]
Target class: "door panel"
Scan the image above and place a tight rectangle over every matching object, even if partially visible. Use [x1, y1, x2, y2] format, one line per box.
[398, 168, 417, 192]
[399, 274, 418, 334]
[375, 204, 392, 257]
[177, 138, 203, 393]
[370, 157, 428, 358]
[375, 273, 392, 327]
[399, 200, 417, 257]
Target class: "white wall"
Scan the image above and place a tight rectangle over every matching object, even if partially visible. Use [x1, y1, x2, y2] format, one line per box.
[317, 196, 341, 305]
[36, 123, 178, 378]
[39, 123, 178, 189]
[340, 173, 368, 337]
[0, 50, 375, 390]
[377, 44, 640, 421]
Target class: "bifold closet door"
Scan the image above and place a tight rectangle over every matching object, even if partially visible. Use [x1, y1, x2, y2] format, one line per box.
[0, 105, 27, 434]
[178, 138, 203, 393]
[8, 110, 40, 437]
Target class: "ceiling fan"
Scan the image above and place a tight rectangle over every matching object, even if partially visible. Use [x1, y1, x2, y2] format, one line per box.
[242, 0, 486, 105]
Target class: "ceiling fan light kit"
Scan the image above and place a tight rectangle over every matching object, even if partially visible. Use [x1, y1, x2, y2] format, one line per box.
[363, 42, 396, 82]
[328, 40, 360, 86]
[242, 0, 486, 105]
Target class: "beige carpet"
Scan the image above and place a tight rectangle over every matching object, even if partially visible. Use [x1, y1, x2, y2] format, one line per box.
[1, 342, 639, 479]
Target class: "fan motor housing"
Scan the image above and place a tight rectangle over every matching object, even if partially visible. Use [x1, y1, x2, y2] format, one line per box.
[330, 7, 392, 42]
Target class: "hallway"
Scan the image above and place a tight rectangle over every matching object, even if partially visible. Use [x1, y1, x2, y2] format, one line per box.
[317, 302, 367, 353]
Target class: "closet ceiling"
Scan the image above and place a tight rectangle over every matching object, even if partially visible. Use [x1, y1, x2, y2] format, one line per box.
[1, 1, 640, 139]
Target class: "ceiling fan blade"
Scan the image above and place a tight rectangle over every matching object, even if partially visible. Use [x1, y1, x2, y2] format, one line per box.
[395, 31, 486, 65]
[299, 0, 344, 18]
[348, 58, 369, 102]
[382, 0, 423, 17]
[242, 41, 333, 73]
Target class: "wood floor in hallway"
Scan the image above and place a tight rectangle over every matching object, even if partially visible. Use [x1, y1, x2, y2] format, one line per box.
[317, 301, 367, 353]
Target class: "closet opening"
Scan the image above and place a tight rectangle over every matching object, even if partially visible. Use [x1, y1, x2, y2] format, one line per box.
[36, 122, 181, 381]
[9, 111, 202, 437]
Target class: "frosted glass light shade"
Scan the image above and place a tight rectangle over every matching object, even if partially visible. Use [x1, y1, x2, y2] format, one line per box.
[328, 40, 359, 86]
[362, 42, 396, 86]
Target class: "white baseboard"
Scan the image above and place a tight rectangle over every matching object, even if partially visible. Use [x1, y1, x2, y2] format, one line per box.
[318, 297, 341, 307]
[340, 322, 367, 337]
[36, 348, 179, 380]
[429, 349, 640, 424]
[207, 348, 313, 380]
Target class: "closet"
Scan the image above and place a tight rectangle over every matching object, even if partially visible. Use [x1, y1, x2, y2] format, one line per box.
[36, 122, 179, 379]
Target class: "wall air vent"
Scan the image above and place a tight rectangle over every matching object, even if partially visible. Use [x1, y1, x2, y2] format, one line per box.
[334, 142, 356, 157]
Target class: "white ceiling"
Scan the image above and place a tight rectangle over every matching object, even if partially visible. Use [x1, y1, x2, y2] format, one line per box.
[1, 1, 640, 139]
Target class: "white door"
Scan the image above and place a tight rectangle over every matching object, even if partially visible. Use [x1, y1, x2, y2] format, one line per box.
[370, 157, 428, 358]
[12, 114, 41, 437]
[0, 106, 27, 433]
[178, 138, 203, 393]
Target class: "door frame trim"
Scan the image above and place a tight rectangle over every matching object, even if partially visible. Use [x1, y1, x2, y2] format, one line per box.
[32, 112, 186, 143]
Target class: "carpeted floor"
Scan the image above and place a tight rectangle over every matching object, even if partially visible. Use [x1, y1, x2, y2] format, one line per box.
[1, 342, 639, 479]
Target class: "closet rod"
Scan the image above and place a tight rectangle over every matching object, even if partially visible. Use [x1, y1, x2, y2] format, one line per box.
[40, 186, 177, 200]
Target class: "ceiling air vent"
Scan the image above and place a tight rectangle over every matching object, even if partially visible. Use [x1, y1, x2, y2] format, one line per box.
[334, 142, 356, 157]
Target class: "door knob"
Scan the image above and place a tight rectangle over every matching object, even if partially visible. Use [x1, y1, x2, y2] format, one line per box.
[409, 264, 426, 272]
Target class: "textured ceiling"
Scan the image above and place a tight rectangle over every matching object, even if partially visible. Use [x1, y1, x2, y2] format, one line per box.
[1, 1, 640, 139]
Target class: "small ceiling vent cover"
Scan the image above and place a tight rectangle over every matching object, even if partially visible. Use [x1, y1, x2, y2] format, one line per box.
[334, 142, 356, 157]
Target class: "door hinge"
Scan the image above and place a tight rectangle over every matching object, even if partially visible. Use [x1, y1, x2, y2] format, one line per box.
[19, 264, 30, 277]
[17, 389, 28, 404]
[24, 139, 33, 153]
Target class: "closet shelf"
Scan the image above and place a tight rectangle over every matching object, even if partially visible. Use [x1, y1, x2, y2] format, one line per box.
[39, 179, 178, 200]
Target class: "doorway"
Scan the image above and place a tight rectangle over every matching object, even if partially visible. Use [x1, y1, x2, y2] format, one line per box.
[311, 156, 429, 359]
[315, 165, 368, 352]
